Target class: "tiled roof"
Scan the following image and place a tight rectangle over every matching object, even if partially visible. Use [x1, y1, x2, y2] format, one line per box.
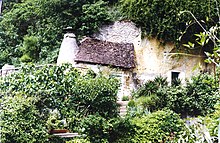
[75, 38, 135, 69]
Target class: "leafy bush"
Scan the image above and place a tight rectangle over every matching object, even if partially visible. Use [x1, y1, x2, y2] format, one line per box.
[157, 86, 188, 116]
[0, 64, 80, 110]
[121, 95, 129, 101]
[0, 93, 49, 143]
[156, 73, 219, 117]
[135, 94, 159, 111]
[184, 73, 219, 116]
[131, 76, 169, 114]
[79, 114, 135, 143]
[204, 102, 220, 137]
[20, 36, 40, 62]
[133, 76, 168, 98]
[132, 73, 219, 117]
[0, 64, 120, 134]
[131, 110, 187, 142]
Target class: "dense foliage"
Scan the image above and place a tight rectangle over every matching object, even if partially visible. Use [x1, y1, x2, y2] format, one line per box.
[131, 74, 219, 117]
[131, 110, 187, 143]
[128, 74, 220, 142]
[0, 94, 49, 143]
[1, 1, 220, 142]
[120, 0, 220, 43]
[0, 0, 111, 67]
[204, 102, 220, 137]
[1, 0, 219, 67]
[1, 65, 219, 142]
[79, 115, 134, 142]
[0, 64, 120, 118]
[0, 64, 120, 142]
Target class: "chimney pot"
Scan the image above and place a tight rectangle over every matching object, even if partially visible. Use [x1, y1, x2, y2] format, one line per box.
[63, 26, 75, 35]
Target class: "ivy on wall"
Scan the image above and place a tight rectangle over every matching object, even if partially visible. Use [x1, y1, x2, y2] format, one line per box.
[119, 0, 219, 44]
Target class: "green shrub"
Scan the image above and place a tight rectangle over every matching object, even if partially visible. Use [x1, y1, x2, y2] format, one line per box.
[0, 64, 120, 134]
[122, 95, 129, 101]
[126, 106, 151, 118]
[107, 117, 135, 142]
[132, 73, 219, 117]
[133, 76, 168, 98]
[185, 73, 219, 116]
[127, 100, 135, 107]
[0, 93, 49, 143]
[204, 102, 220, 137]
[155, 73, 219, 117]
[19, 35, 40, 63]
[131, 110, 187, 142]
[135, 94, 159, 111]
[79, 115, 135, 143]
[0, 64, 80, 110]
[157, 86, 188, 116]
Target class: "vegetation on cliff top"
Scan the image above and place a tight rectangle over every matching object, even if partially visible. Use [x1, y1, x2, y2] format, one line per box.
[1, 0, 219, 67]
[0, 0, 112, 67]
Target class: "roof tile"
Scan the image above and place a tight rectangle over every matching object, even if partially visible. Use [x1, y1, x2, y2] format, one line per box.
[75, 38, 135, 69]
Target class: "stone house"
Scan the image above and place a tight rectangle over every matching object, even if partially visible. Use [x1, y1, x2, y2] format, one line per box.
[57, 21, 213, 100]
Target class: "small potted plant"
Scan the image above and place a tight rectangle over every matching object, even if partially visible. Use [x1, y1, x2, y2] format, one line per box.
[47, 109, 68, 134]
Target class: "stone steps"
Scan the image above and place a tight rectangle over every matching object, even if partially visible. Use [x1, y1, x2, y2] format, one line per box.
[117, 101, 129, 116]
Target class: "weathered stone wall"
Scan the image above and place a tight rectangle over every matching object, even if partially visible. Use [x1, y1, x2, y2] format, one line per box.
[134, 38, 210, 85]
[93, 21, 141, 44]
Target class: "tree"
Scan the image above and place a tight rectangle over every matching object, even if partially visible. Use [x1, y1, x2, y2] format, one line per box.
[179, 0, 220, 87]
[0, 0, 111, 67]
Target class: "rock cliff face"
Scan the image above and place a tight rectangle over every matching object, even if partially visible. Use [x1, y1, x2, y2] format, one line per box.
[93, 21, 212, 85]
[93, 21, 141, 44]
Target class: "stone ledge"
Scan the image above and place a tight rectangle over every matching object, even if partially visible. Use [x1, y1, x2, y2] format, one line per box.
[53, 133, 80, 138]
[117, 101, 129, 106]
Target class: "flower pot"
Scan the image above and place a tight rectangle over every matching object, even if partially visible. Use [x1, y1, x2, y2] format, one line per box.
[49, 129, 69, 134]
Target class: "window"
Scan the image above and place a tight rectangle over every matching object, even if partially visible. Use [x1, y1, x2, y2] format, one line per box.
[171, 71, 180, 84]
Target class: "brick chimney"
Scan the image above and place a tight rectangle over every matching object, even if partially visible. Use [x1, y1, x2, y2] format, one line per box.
[57, 27, 79, 66]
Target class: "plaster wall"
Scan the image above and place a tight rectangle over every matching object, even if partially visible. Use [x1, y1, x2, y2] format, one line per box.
[134, 38, 209, 85]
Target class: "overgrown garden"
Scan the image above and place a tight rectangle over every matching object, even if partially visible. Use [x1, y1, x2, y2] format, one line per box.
[0, 64, 219, 142]
[0, 0, 220, 142]
[0, 64, 125, 142]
